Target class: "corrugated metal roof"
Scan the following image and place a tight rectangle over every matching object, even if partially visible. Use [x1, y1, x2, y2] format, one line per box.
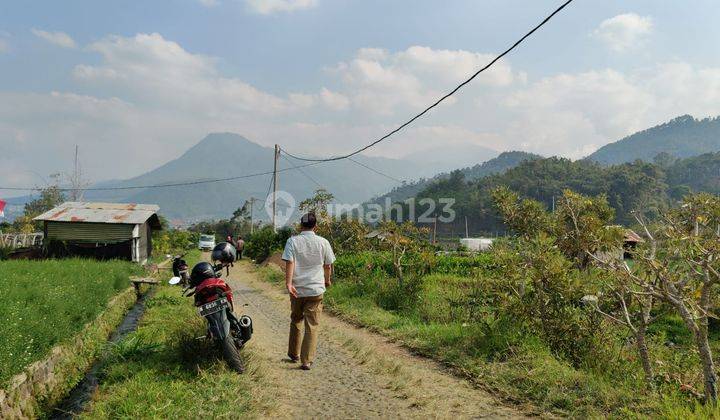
[34, 202, 160, 225]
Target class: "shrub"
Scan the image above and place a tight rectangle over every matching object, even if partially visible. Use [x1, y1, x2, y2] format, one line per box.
[244, 226, 293, 262]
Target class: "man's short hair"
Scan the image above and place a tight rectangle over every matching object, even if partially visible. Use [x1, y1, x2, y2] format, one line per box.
[300, 212, 317, 229]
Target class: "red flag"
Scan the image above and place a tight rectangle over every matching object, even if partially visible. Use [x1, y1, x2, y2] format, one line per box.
[0, 199, 6, 218]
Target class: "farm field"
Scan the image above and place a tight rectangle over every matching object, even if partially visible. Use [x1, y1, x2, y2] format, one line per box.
[260, 252, 720, 418]
[0, 258, 142, 384]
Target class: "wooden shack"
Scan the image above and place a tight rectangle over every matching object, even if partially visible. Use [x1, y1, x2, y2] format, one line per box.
[34, 202, 162, 263]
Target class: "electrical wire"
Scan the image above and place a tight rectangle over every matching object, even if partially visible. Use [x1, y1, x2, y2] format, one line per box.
[1, 0, 574, 193]
[346, 157, 404, 183]
[0, 163, 320, 192]
[280, 0, 575, 162]
[279, 152, 325, 189]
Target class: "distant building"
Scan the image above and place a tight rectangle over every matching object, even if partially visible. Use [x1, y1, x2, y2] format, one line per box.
[34, 202, 162, 263]
[459, 237, 494, 252]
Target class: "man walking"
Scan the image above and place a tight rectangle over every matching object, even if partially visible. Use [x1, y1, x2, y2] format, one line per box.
[282, 212, 335, 370]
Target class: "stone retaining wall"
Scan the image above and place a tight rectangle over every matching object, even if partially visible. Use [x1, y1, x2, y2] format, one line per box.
[0, 287, 137, 419]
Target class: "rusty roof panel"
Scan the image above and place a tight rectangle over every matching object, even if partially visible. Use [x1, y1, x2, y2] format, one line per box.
[33, 202, 160, 225]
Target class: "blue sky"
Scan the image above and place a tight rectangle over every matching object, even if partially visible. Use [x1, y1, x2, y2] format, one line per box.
[2, 0, 720, 193]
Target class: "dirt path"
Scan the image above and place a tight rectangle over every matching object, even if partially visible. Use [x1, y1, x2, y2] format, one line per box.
[226, 261, 528, 419]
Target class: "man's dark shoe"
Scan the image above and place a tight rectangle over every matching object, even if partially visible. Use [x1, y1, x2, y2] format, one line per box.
[286, 355, 299, 363]
[300, 363, 312, 370]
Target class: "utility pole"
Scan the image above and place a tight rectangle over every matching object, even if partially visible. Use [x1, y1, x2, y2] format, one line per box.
[432, 216, 437, 245]
[464, 216, 469, 238]
[272, 144, 279, 232]
[68, 145, 89, 201]
[249, 198, 255, 234]
[245, 197, 260, 235]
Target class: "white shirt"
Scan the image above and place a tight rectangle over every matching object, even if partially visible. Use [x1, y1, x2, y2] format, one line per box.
[281, 231, 336, 297]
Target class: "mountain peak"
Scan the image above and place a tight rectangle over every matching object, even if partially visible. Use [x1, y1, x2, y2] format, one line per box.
[194, 132, 259, 148]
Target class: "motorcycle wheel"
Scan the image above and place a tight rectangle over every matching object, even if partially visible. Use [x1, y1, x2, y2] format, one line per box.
[221, 335, 244, 373]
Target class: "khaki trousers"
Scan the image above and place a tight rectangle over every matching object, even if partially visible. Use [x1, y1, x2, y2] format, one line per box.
[288, 294, 323, 365]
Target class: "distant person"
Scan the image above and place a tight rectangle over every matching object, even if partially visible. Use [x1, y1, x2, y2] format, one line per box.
[281, 212, 335, 370]
[236, 235, 245, 259]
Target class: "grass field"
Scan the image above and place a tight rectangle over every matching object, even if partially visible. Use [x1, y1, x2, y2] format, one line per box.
[0, 258, 142, 384]
[259, 263, 720, 418]
[80, 250, 273, 418]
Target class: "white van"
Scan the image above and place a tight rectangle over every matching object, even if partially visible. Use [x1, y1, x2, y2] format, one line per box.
[198, 234, 216, 251]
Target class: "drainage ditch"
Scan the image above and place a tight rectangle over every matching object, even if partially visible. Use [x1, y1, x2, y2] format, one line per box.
[50, 290, 155, 419]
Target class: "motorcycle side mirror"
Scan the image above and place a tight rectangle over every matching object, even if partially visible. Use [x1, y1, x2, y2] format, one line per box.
[169, 277, 181, 285]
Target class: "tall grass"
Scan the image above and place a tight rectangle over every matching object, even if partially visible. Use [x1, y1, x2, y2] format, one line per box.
[80, 284, 273, 418]
[0, 258, 142, 384]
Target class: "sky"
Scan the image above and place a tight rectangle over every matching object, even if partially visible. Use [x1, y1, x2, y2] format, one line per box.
[2, 0, 720, 195]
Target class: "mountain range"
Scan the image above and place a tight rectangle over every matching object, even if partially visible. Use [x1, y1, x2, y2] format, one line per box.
[79, 133, 496, 221]
[586, 115, 720, 165]
[7, 114, 720, 223]
[363, 151, 541, 208]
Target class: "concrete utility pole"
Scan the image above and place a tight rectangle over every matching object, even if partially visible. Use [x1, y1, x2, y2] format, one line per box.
[272, 144, 279, 232]
[246, 197, 259, 234]
[464, 216, 469, 238]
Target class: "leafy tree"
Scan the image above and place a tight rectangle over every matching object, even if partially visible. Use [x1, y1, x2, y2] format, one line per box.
[14, 174, 65, 232]
[298, 189, 334, 219]
[592, 194, 720, 403]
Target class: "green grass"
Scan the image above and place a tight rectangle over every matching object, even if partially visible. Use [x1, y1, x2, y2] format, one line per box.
[0, 258, 142, 384]
[259, 265, 720, 418]
[81, 257, 272, 418]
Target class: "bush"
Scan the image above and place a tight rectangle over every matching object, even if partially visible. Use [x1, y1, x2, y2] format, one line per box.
[0, 246, 12, 260]
[152, 229, 199, 256]
[244, 226, 293, 262]
[333, 251, 496, 279]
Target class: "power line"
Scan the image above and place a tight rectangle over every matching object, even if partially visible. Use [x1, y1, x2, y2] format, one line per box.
[0, 163, 320, 192]
[279, 152, 325, 189]
[1, 0, 574, 194]
[347, 157, 404, 183]
[280, 0, 575, 162]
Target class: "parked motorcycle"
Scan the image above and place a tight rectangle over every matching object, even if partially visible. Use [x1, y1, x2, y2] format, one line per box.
[168, 254, 189, 286]
[180, 242, 252, 372]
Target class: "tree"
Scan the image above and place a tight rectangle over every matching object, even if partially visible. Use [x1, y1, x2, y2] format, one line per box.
[299, 189, 334, 219]
[374, 221, 430, 283]
[14, 174, 65, 232]
[586, 193, 720, 403]
[493, 187, 657, 386]
[232, 201, 250, 222]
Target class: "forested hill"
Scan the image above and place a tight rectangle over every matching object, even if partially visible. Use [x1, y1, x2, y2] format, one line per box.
[365, 151, 541, 206]
[409, 152, 720, 236]
[586, 115, 720, 165]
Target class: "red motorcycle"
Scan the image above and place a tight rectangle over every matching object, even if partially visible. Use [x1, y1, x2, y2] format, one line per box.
[184, 243, 252, 372]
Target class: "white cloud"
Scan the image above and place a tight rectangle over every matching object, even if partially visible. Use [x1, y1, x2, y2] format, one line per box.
[31, 28, 77, 48]
[592, 13, 653, 52]
[5, 31, 720, 189]
[501, 62, 720, 158]
[329, 45, 514, 115]
[198, 0, 219, 6]
[245, 0, 317, 15]
[73, 33, 289, 115]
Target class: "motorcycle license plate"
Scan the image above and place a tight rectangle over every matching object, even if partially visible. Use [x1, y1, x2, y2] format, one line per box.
[198, 298, 229, 317]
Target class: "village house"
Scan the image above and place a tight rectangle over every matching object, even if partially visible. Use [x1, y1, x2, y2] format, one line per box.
[34, 202, 162, 263]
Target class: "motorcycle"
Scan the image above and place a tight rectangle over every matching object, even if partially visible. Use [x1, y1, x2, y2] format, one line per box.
[177, 242, 253, 373]
[168, 254, 189, 286]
